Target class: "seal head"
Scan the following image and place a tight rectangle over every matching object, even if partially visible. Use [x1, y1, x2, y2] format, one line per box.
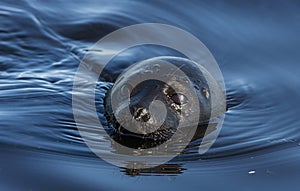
[104, 56, 225, 148]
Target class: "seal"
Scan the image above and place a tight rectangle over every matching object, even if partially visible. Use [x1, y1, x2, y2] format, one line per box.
[104, 56, 225, 149]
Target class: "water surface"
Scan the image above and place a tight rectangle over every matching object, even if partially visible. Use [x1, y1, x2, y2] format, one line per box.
[1, 0, 300, 190]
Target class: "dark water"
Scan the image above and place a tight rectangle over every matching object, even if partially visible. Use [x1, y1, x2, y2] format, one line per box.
[1, 0, 300, 190]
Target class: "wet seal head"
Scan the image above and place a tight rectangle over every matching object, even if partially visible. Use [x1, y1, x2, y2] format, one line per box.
[104, 56, 225, 149]
[72, 23, 226, 169]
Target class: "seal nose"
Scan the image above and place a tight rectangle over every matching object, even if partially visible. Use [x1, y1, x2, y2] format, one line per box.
[132, 105, 151, 122]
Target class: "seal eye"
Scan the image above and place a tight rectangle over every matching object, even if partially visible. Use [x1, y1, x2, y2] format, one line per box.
[170, 93, 188, 105]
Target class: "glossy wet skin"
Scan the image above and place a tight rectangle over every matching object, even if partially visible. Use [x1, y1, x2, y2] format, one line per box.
[104, 57, 225, 149]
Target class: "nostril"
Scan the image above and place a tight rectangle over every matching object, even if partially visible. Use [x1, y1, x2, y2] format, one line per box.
[140, 112, 151, 122]
[132, 105, 151, 122]
[133, 106, 143, 118]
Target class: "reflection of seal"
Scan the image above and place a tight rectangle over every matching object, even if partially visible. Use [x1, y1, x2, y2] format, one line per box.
[104, 56, 225, 149]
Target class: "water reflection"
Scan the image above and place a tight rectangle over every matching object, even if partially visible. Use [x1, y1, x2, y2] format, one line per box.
[122, 164, 185, 176]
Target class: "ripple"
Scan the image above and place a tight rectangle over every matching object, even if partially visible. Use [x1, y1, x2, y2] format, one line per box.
[1, 0, 300, 184]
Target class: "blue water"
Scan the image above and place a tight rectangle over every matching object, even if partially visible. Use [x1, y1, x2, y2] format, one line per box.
[1, 0, 300, 190]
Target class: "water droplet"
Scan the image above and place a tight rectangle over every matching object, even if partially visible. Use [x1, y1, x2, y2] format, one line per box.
[143, 69, 152, 74]
[248, 170, 256, 175]
[120, 84, 132, 96]
[202, 88, 210, 99]
[153, 64, 160, 73]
